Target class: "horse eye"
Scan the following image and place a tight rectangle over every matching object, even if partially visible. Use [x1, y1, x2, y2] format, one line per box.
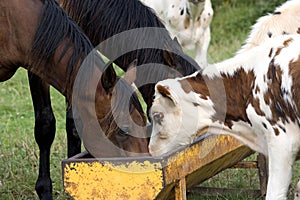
[120, 125, 131, 135]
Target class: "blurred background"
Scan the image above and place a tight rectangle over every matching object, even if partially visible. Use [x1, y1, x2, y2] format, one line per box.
[0, 0, 295, 199]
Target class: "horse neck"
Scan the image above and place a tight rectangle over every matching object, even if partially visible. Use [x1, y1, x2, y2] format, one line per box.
[27, 0, 96, 101]
[39, 44, 84, 99]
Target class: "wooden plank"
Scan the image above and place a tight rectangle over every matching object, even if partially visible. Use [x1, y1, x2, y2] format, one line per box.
[188, 186, 261, 198]
[231, 161, 258, 169]
[175, 178, 187, 200]
[257, 153, 268, 198]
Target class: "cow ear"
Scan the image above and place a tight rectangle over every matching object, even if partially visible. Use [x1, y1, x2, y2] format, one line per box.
[101, 64, 117, 93]
[156, 84, 177, 106]
[123, 59, 137, 85]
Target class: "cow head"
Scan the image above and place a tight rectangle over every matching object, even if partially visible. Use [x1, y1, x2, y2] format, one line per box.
[148, 76, 215, 156]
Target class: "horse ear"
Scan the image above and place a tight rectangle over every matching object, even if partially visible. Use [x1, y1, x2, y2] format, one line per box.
[156, 84, 177, 106]
[173, 37, 183, 51]
[163, 49, 176, 67]
[123, 59, 137, 85]
[163, 37, 184, 67]
[101, 64, 117, 93]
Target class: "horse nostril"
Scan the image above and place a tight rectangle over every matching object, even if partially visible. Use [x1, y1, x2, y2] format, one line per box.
[152, 112, 164, 125]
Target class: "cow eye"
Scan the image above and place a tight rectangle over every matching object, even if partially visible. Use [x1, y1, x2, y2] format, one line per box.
[152, 112, 164, 125]
[193, 102, 200, 107]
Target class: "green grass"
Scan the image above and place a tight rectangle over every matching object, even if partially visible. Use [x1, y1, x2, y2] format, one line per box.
[0, 69, 69, 199]
[0, 0, 297, 199]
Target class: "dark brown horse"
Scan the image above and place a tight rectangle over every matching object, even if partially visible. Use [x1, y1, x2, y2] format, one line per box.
[0, 0, 148, 199]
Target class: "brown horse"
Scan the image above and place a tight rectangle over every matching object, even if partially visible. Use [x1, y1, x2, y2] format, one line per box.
[25, 1, 200, 198]
[24, 0, 200, 198]
[0, 0, 148, 199]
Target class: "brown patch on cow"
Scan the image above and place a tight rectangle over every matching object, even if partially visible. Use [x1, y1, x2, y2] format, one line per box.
[179, 70, 251, 128]
[274, 128, 280, 136]
[179, 72, 209, 95]
[217, 69, 257, 128]
[255, 86, 260, 94]
[263, 92, 271, 106]
[283, 38, 293, 46]
[275, 47, 282, 56]
[275, 38, 293, 56]
[289, 55, 300, 125]
[297, 27, 300, 34]
[263, 57, 299, 125]
[184, 15, 190, 29]
[251, 98, 265, 117]
[268, 48, 273, 58]
[217, 69, 255, 128]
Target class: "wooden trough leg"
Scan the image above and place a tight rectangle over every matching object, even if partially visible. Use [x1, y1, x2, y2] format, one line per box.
[257, 153, 268, 199]
[175, 177, 187, 200]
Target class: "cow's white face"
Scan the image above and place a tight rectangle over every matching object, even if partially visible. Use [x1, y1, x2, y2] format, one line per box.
[148, 78, 215, 156]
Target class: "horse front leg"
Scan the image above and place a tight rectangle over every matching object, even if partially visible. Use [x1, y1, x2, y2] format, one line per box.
[65, 103, 81, 158]
[28, 72, 55, 200]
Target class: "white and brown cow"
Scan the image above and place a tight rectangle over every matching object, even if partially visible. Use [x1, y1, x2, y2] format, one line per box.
[237, 0, 300, 54]
[141, 0, 213, 67]
[149, 34, 300, 199]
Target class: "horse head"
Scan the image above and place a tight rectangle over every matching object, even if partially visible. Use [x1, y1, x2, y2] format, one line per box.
[91, 60, 149, 157]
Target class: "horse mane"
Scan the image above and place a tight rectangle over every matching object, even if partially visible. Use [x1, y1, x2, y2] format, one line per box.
[59, 0, 199, 75]
[60, 0, 165, 45]
[31, 0, 93, 85]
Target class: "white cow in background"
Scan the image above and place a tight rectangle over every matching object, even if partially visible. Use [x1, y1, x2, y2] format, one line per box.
[141, 0, 213, 68]
[237, 0, 300, 54]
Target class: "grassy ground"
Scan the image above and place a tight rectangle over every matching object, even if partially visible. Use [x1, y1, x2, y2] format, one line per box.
[0, 0, 297, 199]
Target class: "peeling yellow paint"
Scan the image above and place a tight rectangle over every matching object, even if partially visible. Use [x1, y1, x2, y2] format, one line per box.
[64, 161, 163, 200]
[164, 135, 244, 183]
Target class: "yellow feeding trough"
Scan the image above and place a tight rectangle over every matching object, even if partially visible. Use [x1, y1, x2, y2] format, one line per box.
[62, 134, 253, 200]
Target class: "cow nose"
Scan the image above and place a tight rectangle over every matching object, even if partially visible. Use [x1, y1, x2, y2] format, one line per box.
[148, 144, 157, 156]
